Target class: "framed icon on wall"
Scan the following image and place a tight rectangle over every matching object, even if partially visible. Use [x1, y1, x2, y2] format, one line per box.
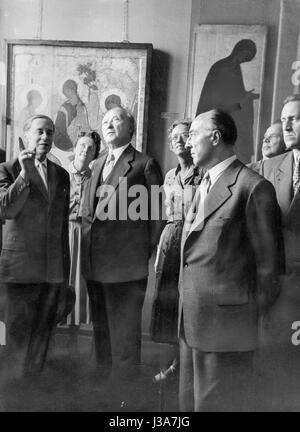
[186, 24, 267, 163]
[3, 39, 152, 168]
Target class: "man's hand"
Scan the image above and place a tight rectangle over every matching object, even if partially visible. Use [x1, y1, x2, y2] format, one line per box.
[18, 148, 36, 179]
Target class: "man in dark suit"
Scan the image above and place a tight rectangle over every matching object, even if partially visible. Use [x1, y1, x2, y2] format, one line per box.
[0, 114, 70, 379]
[248, 120, 287, 173]
[179, 109, 284, 411]
[261, 94, 300, 347]
[82, 106, 163, 405]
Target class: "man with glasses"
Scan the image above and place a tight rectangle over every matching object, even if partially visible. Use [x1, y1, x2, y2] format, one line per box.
[261, 94, 300, 358]
[248, 121, 286, 172]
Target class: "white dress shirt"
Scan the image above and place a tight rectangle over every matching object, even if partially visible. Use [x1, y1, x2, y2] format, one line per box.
[102, 143, 131, 181]
[35, 157, 48, 190]
[185, 155, 237, 232]
[207, 154, 237, 189]
[292, 149, 300, 171]
[197, 155, 237, 206]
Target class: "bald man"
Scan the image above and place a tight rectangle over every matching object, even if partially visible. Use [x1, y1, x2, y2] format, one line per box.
[248, 121, 287, 173]
[179, 109, 284, 411]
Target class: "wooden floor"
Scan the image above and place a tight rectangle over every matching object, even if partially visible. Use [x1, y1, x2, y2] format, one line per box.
[0, 332, 179, 412]
[1, 332, 300, 412]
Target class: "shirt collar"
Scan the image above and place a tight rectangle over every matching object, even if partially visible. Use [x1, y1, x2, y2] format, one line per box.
[174, 164, 194, 177]
[207, 155, 237, 186]
[109, 143, 131, 164]
[293, 149, 300, 165]
[68, 160, 91, 175]
[34, 157, 48, 168]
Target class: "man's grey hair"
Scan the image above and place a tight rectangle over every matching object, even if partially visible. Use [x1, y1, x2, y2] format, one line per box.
[23, 114, 55, 133]
[283, 94, 300, 106]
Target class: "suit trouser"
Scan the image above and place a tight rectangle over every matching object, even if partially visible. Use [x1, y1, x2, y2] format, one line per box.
[87, 279, 147, 387]
[3, 282, 62, 379]
[179, 337, 254, 412]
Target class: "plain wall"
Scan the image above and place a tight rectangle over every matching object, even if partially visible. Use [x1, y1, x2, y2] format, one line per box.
[271, 0, 300, 121]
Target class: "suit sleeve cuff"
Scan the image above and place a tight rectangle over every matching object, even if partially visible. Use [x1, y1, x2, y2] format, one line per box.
[18, 173, 30, 188]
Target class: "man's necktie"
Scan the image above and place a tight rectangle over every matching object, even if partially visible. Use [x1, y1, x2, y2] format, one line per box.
[36, 161, 48, 191]
[102, 152, 115, 181]
[199, 171, 211, 204]
[185, 171, 211, 231]
[293, 157, 300, 196]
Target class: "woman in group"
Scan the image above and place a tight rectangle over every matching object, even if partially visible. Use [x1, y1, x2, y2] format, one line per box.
[150, 119, 203, 381]
[67, 131, 101, 349]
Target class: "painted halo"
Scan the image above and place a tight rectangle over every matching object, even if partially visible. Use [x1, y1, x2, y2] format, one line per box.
[99, 87, 129, 114]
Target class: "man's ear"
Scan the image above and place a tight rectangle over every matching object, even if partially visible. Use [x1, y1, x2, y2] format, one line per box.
[211, 129, 221, 146]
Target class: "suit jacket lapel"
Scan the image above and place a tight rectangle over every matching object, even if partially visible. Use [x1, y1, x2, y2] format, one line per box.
[287, 152, 300, 221]
[289, 188, 300, 224]
[89, 153, 107, 215]
[183, 160, 243, 244]
[91, 145, 135, 220]
[273, 151, 293, 219]
[47, 160, 58, 206]
[13, 160, 22, 178]
[102, 144, 134, 191]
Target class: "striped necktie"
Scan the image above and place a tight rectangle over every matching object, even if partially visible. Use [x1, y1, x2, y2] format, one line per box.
[102, 152, 115, 181]
[293, 157, 300, 196]
[199, 171, 211, 204]
[185, 171, 211, 231]
[36, 160, 48, 191]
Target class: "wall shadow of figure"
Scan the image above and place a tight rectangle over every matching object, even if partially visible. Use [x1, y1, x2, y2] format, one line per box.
[196, 39, 259, 164]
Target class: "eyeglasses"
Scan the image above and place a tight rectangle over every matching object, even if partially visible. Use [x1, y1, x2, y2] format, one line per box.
[78, 130, 98, 138]
[263, 134, 281, 143]
[172, 133, 190, 142]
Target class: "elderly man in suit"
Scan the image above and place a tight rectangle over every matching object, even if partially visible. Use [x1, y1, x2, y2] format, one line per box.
[82, 106, 163, 406]
[260, 94, 300, 347]
[179, 109, 284, 411]
[0, 114, 70, 380]
[248, 120, 287, 173]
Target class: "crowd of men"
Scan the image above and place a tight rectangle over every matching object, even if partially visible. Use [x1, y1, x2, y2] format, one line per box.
[1, 93, 300, 411]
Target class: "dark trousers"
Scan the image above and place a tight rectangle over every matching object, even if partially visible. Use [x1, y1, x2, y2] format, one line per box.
[87, 279, 147, 387]
[4, 282, 62, 379]
[179, 337, 254, 412]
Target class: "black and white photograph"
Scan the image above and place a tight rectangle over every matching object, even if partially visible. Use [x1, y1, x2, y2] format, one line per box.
[0, 0, 299, 419]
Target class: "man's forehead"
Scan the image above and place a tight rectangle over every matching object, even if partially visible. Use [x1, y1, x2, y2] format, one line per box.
[30, 118, 54, 129]
[267, 124, 281, 134]
[191, 113, 213, 130]
[104, 107, 126, 120]
[282, 101, 300, 117]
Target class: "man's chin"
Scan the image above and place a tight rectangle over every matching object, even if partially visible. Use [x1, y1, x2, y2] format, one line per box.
[263, 151, 272, 158]
[104, 133, 116, 141]
[36, 148, 51, 158]
[286, 142, 298, 151]
[192, 156, 200, 166]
